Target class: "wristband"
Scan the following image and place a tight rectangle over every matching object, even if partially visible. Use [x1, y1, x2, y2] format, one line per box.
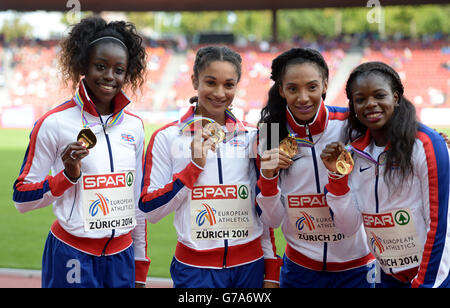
[327, 170, 345, 180]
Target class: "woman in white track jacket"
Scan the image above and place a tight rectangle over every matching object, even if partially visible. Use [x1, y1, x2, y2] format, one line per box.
[257, 48, 375, 288]
[139, 46, 280, 288]
[12, 17, 150, 287]
[321, 61, 450, 288]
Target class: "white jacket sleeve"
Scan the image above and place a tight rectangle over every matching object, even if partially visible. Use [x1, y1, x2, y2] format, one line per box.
[131, 123, 151, 283]
[324, 174, 363, 237]
[139, 128, 203, 224]
[13, 114, 76, 213]
[256, 171, 285, 228]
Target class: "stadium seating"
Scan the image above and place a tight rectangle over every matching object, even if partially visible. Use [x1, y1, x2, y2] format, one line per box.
[360, 40, 449, 109]
[0, 38, 448, 125]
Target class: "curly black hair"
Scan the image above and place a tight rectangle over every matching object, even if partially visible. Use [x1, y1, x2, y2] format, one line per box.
[59, 15, 147, 94]
[258, 48, 329, 150]
[345, 61, 418, 184]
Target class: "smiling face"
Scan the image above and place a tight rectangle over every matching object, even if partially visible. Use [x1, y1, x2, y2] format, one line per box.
[192, 60, 239, 124]
[83, 41, 128, 114]
[279, 63, 327, 124]
[349, 73, 399, 139]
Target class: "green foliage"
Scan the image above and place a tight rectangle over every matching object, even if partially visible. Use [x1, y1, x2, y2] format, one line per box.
[0, 15, 33, 42]
[125, 5, 449, 42]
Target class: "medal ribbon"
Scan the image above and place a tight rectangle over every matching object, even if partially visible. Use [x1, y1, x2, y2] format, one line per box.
[73, 90, 124, 129]
[285, 106, 329, 148]
[286, 123, 315, 148]
[180, 108, 239, 143]
[344, 144, 386, 166]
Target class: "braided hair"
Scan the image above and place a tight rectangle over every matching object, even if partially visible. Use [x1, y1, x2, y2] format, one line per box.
[59, 16, 147, 94]
[189, 45, 242, 104]
[345, 61, 418, 184]
[258, 48, 329, 150]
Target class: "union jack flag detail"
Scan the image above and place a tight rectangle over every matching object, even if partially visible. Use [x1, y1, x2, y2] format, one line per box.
[121, 133, 135, 142]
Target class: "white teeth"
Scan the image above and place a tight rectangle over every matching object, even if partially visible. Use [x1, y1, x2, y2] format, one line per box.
[100, 85, 113, 90]
[366, 112, 382, 119]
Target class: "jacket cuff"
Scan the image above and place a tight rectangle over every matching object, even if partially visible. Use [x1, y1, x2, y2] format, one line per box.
[325, 174, 350, 196]
[258, 172, 279, 197]
[177, 161, 204, 189]
[135, 259, 151, 284]
[264, 257, 283, 283]
[48, 170, 76, 197]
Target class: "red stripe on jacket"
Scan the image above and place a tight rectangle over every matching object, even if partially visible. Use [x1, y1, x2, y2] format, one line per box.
[15, 101, 76, 196]
[411, 131, 441, 287]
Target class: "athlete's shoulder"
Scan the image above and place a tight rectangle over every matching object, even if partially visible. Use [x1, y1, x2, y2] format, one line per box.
[326, 105, 349, 121]
[416, 123, 447, 146]
[149, 120, 180, 142]
[34, 100, 77, 130]
[124, 109, 144, 126]
[415, 123, 449, 169]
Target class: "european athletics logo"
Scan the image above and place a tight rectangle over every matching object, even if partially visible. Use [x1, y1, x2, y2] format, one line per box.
[370, 232, 385, 254]
[196, 203, 217, 227]
[89, 193, 110, 217]
[295, 212, 315, 231]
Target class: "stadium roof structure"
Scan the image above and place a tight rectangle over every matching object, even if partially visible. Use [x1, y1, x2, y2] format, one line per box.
[2, 0, 448, 12]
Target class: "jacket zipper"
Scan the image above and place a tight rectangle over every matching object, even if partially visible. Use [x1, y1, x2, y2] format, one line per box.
[374, 153, 383, 214]
[215, 147, 228, 268]
[305, 124, 328, 271]
[100, 115, 115, 256]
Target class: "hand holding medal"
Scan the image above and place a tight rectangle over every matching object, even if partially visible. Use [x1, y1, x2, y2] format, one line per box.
[77, 128, 97, 149]
[260, 136, 297, 179]
[320, 141, 354, 176]
[190, 121, 220, 168]
[336, 149, 354, 175]
[60, 129, 94, 182]
[279, 136, 298, 158]
[203, 122, 225, 146]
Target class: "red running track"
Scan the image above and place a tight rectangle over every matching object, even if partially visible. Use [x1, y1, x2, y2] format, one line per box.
[0, 268, 173, 288]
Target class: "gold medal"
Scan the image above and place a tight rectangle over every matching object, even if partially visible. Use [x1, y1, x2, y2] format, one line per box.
[77, 128, 97, 149]
[336, 150, 354, 175]
[204, 122, 225, 145]
[279, 136, 298, 158]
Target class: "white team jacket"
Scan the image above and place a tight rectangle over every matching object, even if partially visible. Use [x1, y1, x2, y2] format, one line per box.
[13, 81, 150, 283]
[257, 102, 374, 272]
[325, 125, 450, 287]
[139, 106, 280, 282]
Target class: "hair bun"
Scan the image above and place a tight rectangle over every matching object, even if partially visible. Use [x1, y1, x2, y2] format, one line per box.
[189, 96, 199, 104]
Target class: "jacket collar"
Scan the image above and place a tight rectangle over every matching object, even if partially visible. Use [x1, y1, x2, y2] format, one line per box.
[351, 128, 390, 152]
[74, 79, 131, 118]
[179, 105, 247, 133]
[286, 99, 328, 138]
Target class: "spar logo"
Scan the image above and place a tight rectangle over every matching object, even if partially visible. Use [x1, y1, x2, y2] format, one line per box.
[363, 210, 410, 228]
[83, 172, 133, 190]
[288, 194, 327, 208]
[192, 185, 238, 200]
[89, 193, 110, 217]
[296, 212, 316, 231]
[370, 231, 385, 254]
[196, 203, 217, 227]
[363, 213, 395, 228]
